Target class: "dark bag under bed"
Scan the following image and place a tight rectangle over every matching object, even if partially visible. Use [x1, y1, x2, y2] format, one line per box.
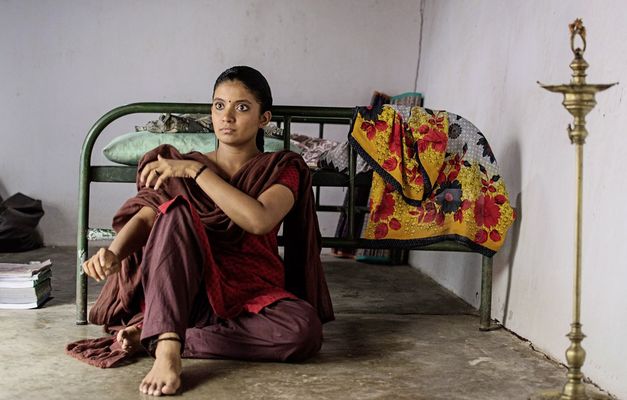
[0, 192, 44, 252]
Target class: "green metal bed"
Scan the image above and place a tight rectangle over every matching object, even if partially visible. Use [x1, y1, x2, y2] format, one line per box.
[77, 103, 496, 330]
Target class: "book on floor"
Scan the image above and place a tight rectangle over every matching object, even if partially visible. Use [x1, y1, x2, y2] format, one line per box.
[0, 268, 52, 288]
[0, 259, 51, 279]
[0, 259, 52, 309]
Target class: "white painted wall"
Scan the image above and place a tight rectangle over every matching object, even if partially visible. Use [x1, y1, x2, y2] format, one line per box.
[0, 0, 422, 244]
[411, 1, 627, 397]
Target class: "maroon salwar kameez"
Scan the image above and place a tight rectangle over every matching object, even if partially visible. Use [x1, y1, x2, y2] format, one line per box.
[66, 146, 333, 367]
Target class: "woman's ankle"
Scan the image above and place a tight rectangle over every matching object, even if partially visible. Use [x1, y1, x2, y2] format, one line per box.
[147, 332, 181, 356]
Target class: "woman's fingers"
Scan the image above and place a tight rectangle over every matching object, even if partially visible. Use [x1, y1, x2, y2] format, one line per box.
[81, 249, 116, 281]
[98, 248, 106, 266]
[91, 253, 106, 281]
[97, 248, 113, 279]
[82, 259, 95, 280]
[82, 258, 102, 282]
[144, 169, 161, 188]
[153, 170, 170, 191]
[140, 156, 193, 189]
[143, 162, 168, 189]
[139, 161, 154, 183]
[81, 260, 91, 277]
[140, 160, 163, 184]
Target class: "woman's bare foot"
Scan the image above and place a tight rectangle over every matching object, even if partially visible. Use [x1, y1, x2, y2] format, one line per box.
[139, 334, 182, 396]
[116, 324, 142, 354]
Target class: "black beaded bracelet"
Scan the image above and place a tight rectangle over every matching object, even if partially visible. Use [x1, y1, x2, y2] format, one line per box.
[194, 165, 207, 181]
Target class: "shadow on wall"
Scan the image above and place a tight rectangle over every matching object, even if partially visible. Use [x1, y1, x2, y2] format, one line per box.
[493, 136, 522, 326]
[0, 179, 7, 201]
[38, 202, 74, 247]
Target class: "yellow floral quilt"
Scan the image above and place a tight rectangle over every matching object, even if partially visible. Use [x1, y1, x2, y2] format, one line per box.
[349, 105, 515, 255]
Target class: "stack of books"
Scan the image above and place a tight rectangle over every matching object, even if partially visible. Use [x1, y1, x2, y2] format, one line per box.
[0, 259, 52, 309]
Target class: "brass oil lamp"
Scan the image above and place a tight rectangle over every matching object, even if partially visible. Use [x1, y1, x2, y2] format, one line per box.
[534, 19, 617, 400]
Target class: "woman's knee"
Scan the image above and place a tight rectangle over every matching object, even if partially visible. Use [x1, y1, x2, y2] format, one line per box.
[273, 300, 323, 362]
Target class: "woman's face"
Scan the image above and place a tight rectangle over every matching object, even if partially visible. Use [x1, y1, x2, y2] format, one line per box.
[211, 80, 270, 150]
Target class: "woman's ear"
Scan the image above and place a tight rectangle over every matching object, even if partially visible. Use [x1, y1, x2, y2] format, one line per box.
[259, 111, 272, 127]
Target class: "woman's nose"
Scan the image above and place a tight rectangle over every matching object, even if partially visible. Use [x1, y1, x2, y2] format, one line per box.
[222, 107, 235, 122]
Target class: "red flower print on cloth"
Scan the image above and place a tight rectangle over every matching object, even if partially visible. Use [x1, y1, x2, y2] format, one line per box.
[494, 194, 507, 205]
[388, 123, 403, 156]
[428, 115, 445, 130]
[454, 199, 472, 223]
[454, 209, 463, 222]
[435, 212, 445, 225]
[405, 134, 416, 158]
[414, 173, 424, 186]
[389, 218, 401, 230]
[490, 230, 501, 242]
[382, 157, 398, 172]
[422, 202, 437, 223]
[418, 128, 447, 153]
[405, 165, 425, 186]
[437, 171, 447, 185]
[474, 195, 501, 228]
[372, 192, 395, 223]
[361, 120, 389, 140]
[447, 169, 460, 182]
[475, 229, 488, 244]
[374, 223, 389, 239]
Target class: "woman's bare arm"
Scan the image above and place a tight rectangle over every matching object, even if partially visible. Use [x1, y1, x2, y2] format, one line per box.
[195, 170, 294, 235]
[140, 156, 294, 235]
[82, 206, 156, 281]
[108, 206, 157, 260]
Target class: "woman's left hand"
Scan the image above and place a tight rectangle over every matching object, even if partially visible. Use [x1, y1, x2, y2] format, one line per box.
[140, 155, 201, 190]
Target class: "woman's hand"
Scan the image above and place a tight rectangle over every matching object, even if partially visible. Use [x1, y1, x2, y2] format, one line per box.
[82, 248, 121, 282]
[140, 155, 203, 191]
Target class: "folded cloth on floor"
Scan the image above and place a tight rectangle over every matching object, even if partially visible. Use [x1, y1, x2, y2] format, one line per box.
[349, 104, 515, 256]
[66, 314, 144, 368]
[65, 335, 130, 368]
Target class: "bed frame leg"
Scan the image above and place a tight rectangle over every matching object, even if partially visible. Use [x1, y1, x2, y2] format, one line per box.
[76, 169, 89, 325]
[76, 247, 88, 325]
[479, 255, 499, 331]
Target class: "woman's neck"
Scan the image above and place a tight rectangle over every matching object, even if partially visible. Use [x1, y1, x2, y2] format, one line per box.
[212, 145, 261, 177]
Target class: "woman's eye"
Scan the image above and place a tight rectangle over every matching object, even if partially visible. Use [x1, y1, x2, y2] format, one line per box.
[213, 102, 224, 111]
[236, 104, 249, 112]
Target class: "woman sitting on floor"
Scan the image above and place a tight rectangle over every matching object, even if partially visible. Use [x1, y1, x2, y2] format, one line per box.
[77, 66, 334, 396]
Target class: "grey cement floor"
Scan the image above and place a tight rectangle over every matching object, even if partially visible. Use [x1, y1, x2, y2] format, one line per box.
[0, 247, 611, 399]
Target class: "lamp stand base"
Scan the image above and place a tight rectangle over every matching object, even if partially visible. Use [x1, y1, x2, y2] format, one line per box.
[529, 386, 611, 400]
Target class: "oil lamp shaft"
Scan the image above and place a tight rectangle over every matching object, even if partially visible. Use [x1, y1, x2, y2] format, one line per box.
[574, 144, 583, 325]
